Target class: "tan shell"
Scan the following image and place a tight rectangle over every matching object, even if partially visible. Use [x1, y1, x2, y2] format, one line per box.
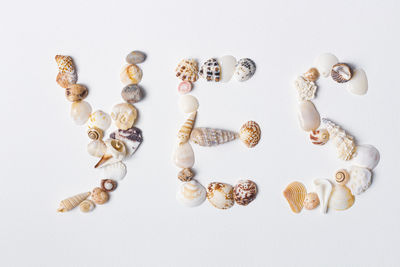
[331, 63, 352, 83]
[310, 129, 329, 145]
[65, 84, 88, 102]
[207, 182, 234, 209]
[91, 187, 109, 205]
[57, 192, 90, 212]
[335, 169, 350, 185]
[101, 179, 117, 192]
[177, 112, 196, 144]
[120, 64, 143, 85]
[303, 68, 319, 82]
[190, 127, 238, 147]
[239, 121, 261, 148]
[55, 55, 75, 74]
[87, 127, 103, 141]
[79, 200, 95, 213]
[303, 192, 320, 210]
[283, 181, 307, 213]
[329, 185, 355, 211]
[56, 72, 77, 88]
[111, 103, 137, 130]
[177, 168, 194, 182]
[175, 59, 199, 82]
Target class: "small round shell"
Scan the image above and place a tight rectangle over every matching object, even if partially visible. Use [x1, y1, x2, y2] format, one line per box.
[56, 72, 77, 88]
[87, 127, 103, 141]
[87, 140, 106, 157]
[111, 103, 137, 130]
[70, 101, 92, 125]
[101, 179, 118, 192]
[239, 121, 261, 148]
[234, 58, 256, 81]
[303, 192, 320, 210]
[121, 84, 143, 104]
[91, 187, 109, 205]
[303, 68, 319, 82]
[233, 180, 257, 206]
[335, 169, 350, 185]
[310, 129, 329, 145]
[178, 81, 192, 94]
[65, 84, 88, 102]
[126, 51, 146, 64]
[120, 64, 143, 85]
[179, 95, 199, 113]
[79, 200, 95, 213]
[331, 63, 352, 83]
[177, 168, 194, 182]
[87, 110, 111, 131]
[207, 182, 234, 209]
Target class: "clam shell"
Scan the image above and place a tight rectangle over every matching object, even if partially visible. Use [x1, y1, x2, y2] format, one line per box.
[94, 139, 126, 168]
[346, 68, 368, 95]
[121, 84, 143, 104]
[331, 63, 352, 83]
[303, 68, 319, 82]
[283, 181, 307, 213]
[120, 64, 143, 85]
[207, 182, 235, 210]
[87, 110, 111, 131]
[55, 55, 76, 74]
[176, 180, 206, 207]
[101, 161, 127, 181]
[87, 140, 107, 157]
[199, 58, 221, 82]
[179, 95, 199, 113]
[65, 84, 88, 102]
[313, 179, 332, 214]
[177, 168, 194, 182]
[87, 127, 103, 141]
[328, 185, 355, 211]
[313, 53, 339, 78]
[309, 129, 329, 145]
[297, 101, 320, 132]
[322, 118, 356, 161]
[101, 179, 118, 192]
[218, 55, 237, 83]
[79, 200, 95, 213]
[111, 103, 137, 130]
[239, 121, 261, 148]
[172, 142, 195, 169]
[175, 59, 199, 82]
[110, 127, 143, 157]
[234, 58, 256, 81]
[126, 50, 146, 64]
[335, 169, 350, 185]
[294, 76, 317, 101]
[177, 81, 192, 94]
[56, 72, 77, 88]
[303, 192, 320, 210]
[91, 187, 109, 205]
[190, 127, 238, 147]
[347, 166, 372, 195]
[351, 144, 380, 170]
[233, 180, 257, 206]
[57, 192, 90, 212]
[177, 112, 197, 144]
[70, 101, 92, 125]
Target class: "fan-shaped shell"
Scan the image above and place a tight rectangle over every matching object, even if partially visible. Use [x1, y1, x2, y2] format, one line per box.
[322, 118, 356, 161]
[239, 121, 261, 148]
[310, 129, 329, 145]
[120, 64, 143, 85]
[177, 112, 196, 144]
[57, 192, 90, 212]
[175, 59, 199, 82]
[110, 127, 143, 157]
[55, 55, 76, 74]
[111, 103, 137, 130]
[207, 182, 235, 209]
[328, 185, 355, 211]
[87, 110, 111, 131]
[331, 63, 352, 83]
[294, 76, 317, 101]
[176, 180, 206, 207]
[233, 180, 257, 206]
[347, 166, 372, 195]
[190, 127, 238, 147]
[199, 58, 221, 82]
[234, 58, 256, 81]
[283, 181, 307, 213]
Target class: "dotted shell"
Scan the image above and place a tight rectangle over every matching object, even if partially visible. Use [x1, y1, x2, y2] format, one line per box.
[283, 181, 307, 213]
[233, 180, 257, 206]
[239, 121, 261, 148]
[207, 182, 234, 209]
[91, 187, 109, 205]
[87, 110, 111, 132]
[310, 129, 329, 145]
[234, 58, 256, 81]
[175, 59, 199, 82]
[199, 58, 221, 82]
[55, 55, 76, 74]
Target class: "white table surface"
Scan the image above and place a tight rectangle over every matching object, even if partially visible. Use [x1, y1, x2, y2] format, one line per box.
[1, 0, 399, 266]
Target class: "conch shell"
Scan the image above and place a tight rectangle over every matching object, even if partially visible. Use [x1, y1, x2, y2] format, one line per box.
[283, 181, 307, 213]
[313, 179, 332, 214]
[175, 59, 199, 82]
[57, 192, 90, 212]
[177, 112, 196, 144]
[111, 103, 137, 130]
[190, 127, 238, 147]
[322, 118, 356, 161]
[94, 139, 126, 168]
[55, 55, 76, 74]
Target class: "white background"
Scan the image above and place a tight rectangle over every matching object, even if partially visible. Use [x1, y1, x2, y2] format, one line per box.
[1, 0, 399, 266]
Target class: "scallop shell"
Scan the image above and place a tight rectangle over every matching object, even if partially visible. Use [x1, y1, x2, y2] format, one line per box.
[65, 84, 88, 102]
[87, 127, 103, 141]
[328, 185, 355, 211]
[331, 63, 352, 83]
[322, 118, 356, 161]
[111, 103, 137, 130]
[79, 200, 95, 213]
[87, 110, 111, 131]
[177, 81, 192, 94]
[177, 168, 194, 182]
[233, 180, 257, 206]
[313, 179, 332, 214]
[100, 161, 127, 181]
[335, 169, 350, 185]
[55, 55, 76, 74]
[176, 180, 206, 207]
[70, 101, 92, 125]
[199, 58, 221, 82]
[313, 53, 339, 78]
[218, 55, 237, 83]
[179, 95, 199, 113]
[283, 181, 307, 213]
[94, 139, 126, 168]
[57, 192, 90, 212]
[101, 179, 118, 192]
[303, 68, 319, 82]
[309, 129, 329, 145]
[298, 101, 321, 132]
[294, 76, 317, 101]
[56, 72, 77, 88]
[110, 127, 143, 157]
[126, 50, 146, 64]
[239, 121, 261, 148]
[177, 112, 196, 144]
[91, 187, 109, 205]
[190, 127, 238, 147]
[172, 142, 195, 169]
[347, 68, 368, 95]
[175, 59, 199, 82]
[120, 64, 143, 85]
[121, 84, 143, 104]
[352, 144, 380, 170]
[347, 166, 372, 195]
[207, 182, 235, 210]
[303, 192, 320, 210]
[234, 58, 256, 81]
[87, 140, 107, 157]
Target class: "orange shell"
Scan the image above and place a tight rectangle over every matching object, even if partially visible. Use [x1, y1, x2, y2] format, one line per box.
[283, 181, 307, 213]
[239, 121, 261, 148]
[55, 55, 76, 74]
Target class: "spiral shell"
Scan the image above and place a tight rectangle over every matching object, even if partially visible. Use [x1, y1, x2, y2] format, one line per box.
[303, 192, 320, 210]
[65, 84, 88, 102]
[190, 127, 238, 147]
[239, 121, 261, 148]
[294, 76, 317, 101]
[233, 180, 257, 206]
[79, 200, 95, 213]
[87, 140, 107, 157]
[177, 168, 194, 182]
[101, 179, 118, 192]
[331, 63, 352, 83]
[283, 181, 307, 213]
[207, 182, 235, 210]
[94, 139, 126, 168]
[310, 129, 329, 145]
[120, 64, 143, 85]
[110, 127, 143, 157]
[175, 59, 199, 82]
[57, 192, 90, 212]
[87, 127, 103, 141]
[91, 187, 109, 205]
[111, 103, 137, 130]
[87, 110, 111, 131]
[177, 112, 197, 144]
[303, 68, 319, 82]
[56, 72, 77, 88]
[55, 55, 76, 74]
[322, 118, 356, 161]
[335, 169, 350, 185]
[199, 58, 221, 82]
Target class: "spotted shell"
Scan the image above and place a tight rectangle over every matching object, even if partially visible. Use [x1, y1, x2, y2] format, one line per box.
[239, 121, 261, 148]
[335, 169, 350, 185]
[175, 59, 199, 82]
[101, 179, 118, 192]
[56, 72, 77, 88]
[91, 187, 109, 205]
[177, 168, 194, 182]
[55, 55, 76, 74]
[190, 127, 238, 147]
[65, 84, 88, 102]
[283, 181, 307, 213]
[111, 103, 137, 130]
[233, 180, 257, 206]
[199, 58, 221, 82]
[120, 64, 143, 85]
[303, 192, 320, 210]
[87, 127, 103, 141]
[207, 182, 235, 209]
[310, 129, 329, 145]
[234, 58, 256, 81]
[87, 110, 111, 131]
[331, 63, 352, 83]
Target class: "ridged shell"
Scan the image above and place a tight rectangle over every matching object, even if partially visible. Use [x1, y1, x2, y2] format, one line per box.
[303, 192, 320, 210]
[322, 118, 356, 161]
[56, 72, 77, 88]
[328, 185, 355, 211]
[199, 58, 221, 82]
[70, 101, 92, 125]
[87, 140, 107, 157]
[303, 68, 319, 82]
[57, 192, 90, 212]
[177, 112, 196, 144]
[79, 200, 95, 213]
[331, 63, 352, 83]
[87, 127, 103, 141]
[172, 142, 195, 168]
[233, 180, 257, 206]
[335, 169, 350, 185]
[100, 161, 127, 181]
[190, 127, 238, 147]
[87, 110, 111, 131]
[234, 58, 256, 81]
[91, 187, 109, 205]
[110, 127, 143, 157]
[347, 166, 372, 195]
[283, 181, 307, 213]
[111, 103, 137, 130]
[313, 179, 332, 214]
[55, 55, 76, 74]
[120, 64, 143, 85]
[207, 182, 235, 210]
[65, 84, 88, 102]
[294, 76, 317, 101]
[310, 129, 329, 145]
[175, 59, 199, 82]
[239, 121, 261, 148]
[176, 180, 206, 207]
[94, 139, 126, 168]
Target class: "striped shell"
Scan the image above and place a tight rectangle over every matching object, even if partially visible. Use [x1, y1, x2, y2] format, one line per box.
[310, 129, 330, 145]
[283, 181, 307, 213]
[190, 127, 238, 147]
[57, 192, 90, 212]
[233, 180, 257, 206]
[207, 182, 234, 210]
[199, 58, 221, 82]
[322, 118, 356, 161]
[331, 63, 352, 83]
[55, 55, 76, 74]
[335, 169, 350, 185]
[175, 59, 199, 82]
[239, 121, 261, 148]
[176, 180, 206, 207]
[177, 112, 196, 144]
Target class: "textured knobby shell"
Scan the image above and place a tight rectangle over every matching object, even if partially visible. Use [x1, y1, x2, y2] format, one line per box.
[298, 101, 320, 132]
[70, 101, 92, 125]
[294, 76, 317, 101]
[234, 58, 256, 81]
[87, 139, 107, 157]
[283, 181, 307, 213]
[65, 84, 88, 102]
[179, 95, 199, 113]
[310, 129, 329, 145]
[239, 121, 261, 148]
[101, 161, 127, 181]
[175, 59, 199, 82]
[347, 166, 372, 195]
[313, 53, 339, 78]
[121, 84, 143, 104]
[233, 180, 257, 206]
[176, 180, 206, 207]
[335, 169, 350, 185]
[126, 51, 146, 64]
[190, 127, 238, 147]
[199, 58, 221, 82]
[110, 127, 143, 157]
[87, 127, 103, 141]
[111, 103, 137, 130]
[303, 192, 320, 210]
[101, 179, 118, 192]
[79, 200, 95, 213]
[328, 185, 355, 211]
[120, 64, 143, 85]
[91, 187, 109, 205]
[352, 144, 380, 170]
[346, 68, 368, 95]
[331, 63, 352, 83]
[207, 182, 235, 209]
[172, 142, 195, 169]
[313, 179, 332, 214]
[303, 68, 319, 82]
[94, 139, 126, 168]
[57, 192, 90, 212]
[177, 168, 194, 182]
[87, 110, 111, 131]
[322, 118, 356, 161]
[56, 72, 77, 88]
[55, 55, 76, 74]
[218, 55, 237, 83]
[177, 112, 196, 144]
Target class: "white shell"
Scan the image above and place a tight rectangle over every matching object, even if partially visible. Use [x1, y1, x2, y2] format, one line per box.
[313, 179, 332, 214]
[172, 142, 194, 168]
[322, 118, 356, 161]
[111, 103, 137, 130]
[328, 185, 355, 211]
[176, 180, 206, 207]
[70, 101, 92, 125]
[294, 76, 317, 101]
[179, 95, 199, 113]
[100, 161, 127, 181]
[313, 53, 339, 78]
[233, 58, 256, 81]
[352, 144, 380, 170]
[297, 101, 320, 131]
[87, 110, 111, 131]
[347, 166, 372, 195]
[218, 55, 237, 83]
[347, 68, 368, 95]
[87, 140, 107, 157]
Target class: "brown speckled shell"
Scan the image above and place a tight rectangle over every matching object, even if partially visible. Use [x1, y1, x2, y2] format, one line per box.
[303, 192, 320, 210]
[91, 187, 109, 204]
[175, 59, 199, 82]
[331, 63, 352, 83]
[65, 84, 88, 102]
[56, 72, 77, 88]
[239, 121, 261, 148]
[233, 180, 257, 206]
[207, 182, 234, 209]
[177, 168, 194, 182]
[199, 58, 221, 82]
[55, 55, 76, 74]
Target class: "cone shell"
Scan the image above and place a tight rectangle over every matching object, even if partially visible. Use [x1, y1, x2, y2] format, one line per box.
[239, 121, 261, 148]
[56, 72, 77, 88]
[322, 118, 356, 161]
[190, 127, 238, 147]
[207, 182, 234, 209]
[177, 112, 196, 144]
[328, 185, 355, 211]
[55, 55, 76, 74]
[175, 59, 199, 82]
[283, 181, 307, 213]
[233, 180, 257, 206]
[176, 180, 206, 207]
[310, 129, 329, 145]
[199, 58, 221, 82]
[120, 64, 142, 85]
[57, 192, 90, 212]
[111, 103, 137, 130]
[294, 76, 317, 101]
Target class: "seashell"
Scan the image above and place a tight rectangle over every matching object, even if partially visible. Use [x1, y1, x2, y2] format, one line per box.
[303, 68, 319, 82]
[94, 139, 126, 168]
[70, 101, 92, 125]
[346, 68, 368, 95]
[239, 121, 261, 148]
[328, 185, 355, 211]
[126, 50, 146, 64]
[87, 139, 107, 157]
[175, 59, 199, 82]
[179, 95, 199, 113]
[176, 180, 206, 207]
[322, 118, 356, 161]
[91, 187, 109, 205]
[120, 64, 143, 85]
[352, 144, 380, 170]
[335, 169, 350, 185]
[199, 58, 221, 82]
[331, 63, 352, 83]
[65, 84, 88, 102]
[101, 179, 118, 192]
[294, 76, 317, 101]
[313, 179, 332, 214]
[111, 103, 137, 130]
[55, 55, 76, 74]
[57, 192, 90, 212]
[177, 112, 196, 144]
[56, 72, 77, 88]
[121, 84, 143, 104]
[87, 110, 111, 131]
[87, 127, 103, 141]
[177, 168, 194, 182]
[110, 127, 143, 157]
[313, 53, 339, 78]
[310, 129, 329, 145]
[207, 182, 235, 209]
[304, 192, 320, 210]
[347, 166, 372, 195]
[100, 161, 127, 181]
[234, 58, 256, 82]
[233, 180, 257, 206]
[297, 101, 320, 132]
[177, 81, 192, 94]
[218, 55, 237, 83]
[190, 127, 238, 147]
[283, 181, 307, 213]
[172, 142, 195, 169]
[79, 200, 95, 213]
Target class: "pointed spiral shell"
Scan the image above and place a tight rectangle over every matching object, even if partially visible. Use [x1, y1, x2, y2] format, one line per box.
[55, 55, 76, 74]
[57, 192, 90, 212]
[177, 112, 196, 144]
[190, 127, 238, 147]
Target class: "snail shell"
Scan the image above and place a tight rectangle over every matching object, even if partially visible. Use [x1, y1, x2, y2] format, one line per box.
[55, 55, 76, 74]
[87, 140, 106, 157]
[120, 64, 143, 85]
[65, 84, 88, 102]
[101, 179, 118, 192]
[79, 200, 95, 213]
[91, 187, 109, 205]
[177, 112, 196, 144]
[111, 103, 137, 130]
[94, 139, 126, 168]
[239, 121, 261, 148]
[87, 110, 111, 131]
[331, 63, 352, 83]
[56, 72, 77, 88]
[87, 127, 103, 141]
[310, 129, 329, 145]
[335, 169, 350, 185]
[303, 192, 320, 210]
